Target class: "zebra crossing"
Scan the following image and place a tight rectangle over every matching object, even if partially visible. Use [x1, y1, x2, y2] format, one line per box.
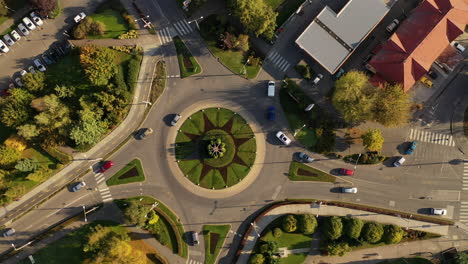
[266, 50, 291, 72]
[463, 162, 468, 191]
[157, 19, 194, 45]
[98, 187, 113, 202]
[173, 19, 193, 36]
[157, 27, 172, 45]
[459, 163, 468, 223]
[186, 259, 202, 264]
[408, 129, 456, 147]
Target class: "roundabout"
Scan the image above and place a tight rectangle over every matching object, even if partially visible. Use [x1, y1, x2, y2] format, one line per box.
[174, 107, 257, 189]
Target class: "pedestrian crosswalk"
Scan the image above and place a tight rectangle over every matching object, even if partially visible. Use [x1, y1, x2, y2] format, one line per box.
[95, 173, 106, 185]
[408, 129, 456, 147]
[459, 163, 468, 223]
[186, 259, 202, 264]
[463, 162, 468, 191]
[156, 19, 194, 45]
[173, 19, 193, 36]
[99, 187, 113, 202]
[266, 50, 290, 72]
[157, 27, 172, 45]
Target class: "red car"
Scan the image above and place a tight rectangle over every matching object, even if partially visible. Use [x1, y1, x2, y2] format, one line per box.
[99, 160, 114, 173]
[339, 168, 354, 176]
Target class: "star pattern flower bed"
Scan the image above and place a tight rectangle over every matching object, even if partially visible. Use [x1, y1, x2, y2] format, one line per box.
[175, 108, 256, 189]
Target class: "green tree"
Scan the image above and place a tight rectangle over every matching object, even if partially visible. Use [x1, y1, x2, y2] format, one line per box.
[0, 0, 8, 16]
[322, 216, 343, 240]
[0, 88, 34, 129]
[361, 222, 384, 243]
[54, 85, 76, 98]
[272, 227, 282, 238]
[0, 146, 22, 167]
[15, 158, 38, 172]
[30, 0, 57, 17]
[453, 252, 468, 264]
[233, 0, 277, 40]
[331, 70, 375, 123]
[34, 94, 71, 132]
[69, 118, 107, 146]
[282, 214, 298, 233]
[298, 214, 317, 234]
[17, 124, 40, 140]
[249, 254, 265, 264]
[22, 72, 46, 94]
[361, 128, 384, 152]
[4, 184, 28, 199]
[372, 83, 411, 127]
[122, 200, 149, 227]
[383, 224, 404, 244]
[325, 241, 351, 256]
[26, 167, 52, 182]
[343, 217, 364, 240]
[80, 45, 117, 86]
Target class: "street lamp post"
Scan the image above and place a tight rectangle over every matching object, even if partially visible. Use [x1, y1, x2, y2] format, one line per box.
[315, 201, 322, 218]
[294, 124, 307, 136]
[82, 205, 87, 222]
[250, 222, 260, 238]
[141, 101, 152, 106]
[241, 59, 250, 75]
[4, 5, 15, 12]
[11, 243, 17, 250]
[188, 16, 204, 30]
[134, 15, 150, 22]
[354, 153, 362, 170]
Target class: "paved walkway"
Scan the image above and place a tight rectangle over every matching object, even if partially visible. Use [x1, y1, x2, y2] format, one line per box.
[236, 204, 455, 264]
[69, 30, 157, 46]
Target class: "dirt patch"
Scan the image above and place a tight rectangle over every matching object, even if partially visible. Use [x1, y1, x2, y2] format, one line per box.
[183, 57, 193, 69]
[218, 166, 228, 183]
[203, 113, 216, 131]
[297, 168, 318, 177]
[209, 232, 220, 254]
[118, 167, 139, 179]
[199, 164, 214, 182]
[221, 117, 234, 132]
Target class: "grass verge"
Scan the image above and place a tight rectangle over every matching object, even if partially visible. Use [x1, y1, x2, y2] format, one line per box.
[288, 161, 336, 182]
[203, 224, 231, 264]
[150, 60, 166, 103]
[106, 158, 145, 186]
[173, 36, 202, 78]
[89, 9, 129, 39]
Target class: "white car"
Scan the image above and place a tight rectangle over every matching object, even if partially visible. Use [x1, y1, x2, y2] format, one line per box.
[0, 40, 9, 53]
[10, 30, 21, 41]
[431, 208, 447, 216]
[393, 157, 406, 167]
[20, 70, 27, 76]
[74, 12, 87, 23]
[341, 187, 358, 193]
[386, 19, 399, 33]
[171, 114, 181, 126]
[454, 42, 465, 53]
[276, 131, 291, 145]
[30, 12, 43, 26]
[312, 73, 323, 85]
[28, 66, 36, 74]
[267, 81, 275, 97]
[34, 59, 46, 72]
[15, 77, 23, 87]
[17, 23, 30, 36]
[2, 34, 14, 46]
[22, 17, 36, 31]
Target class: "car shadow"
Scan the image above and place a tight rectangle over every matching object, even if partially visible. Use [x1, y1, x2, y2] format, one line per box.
[417, 208, 433, 215]
[330, 168, 343, 176]
[329, 187, 343, 193]
[397, 142, 410, 155]
[383, 157, 398, 167]
[163, 114, 176, 127]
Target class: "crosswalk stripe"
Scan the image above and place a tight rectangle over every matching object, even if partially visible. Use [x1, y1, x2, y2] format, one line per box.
[99, 187, 109, 192]
[174, 22, 185, 35]
[164, 28, 172, 42]
[96, 177, 106, 184]
[277, 59, 287, 70]
[157, 30, 164, 45]
[409, 129, 414, 139]
[283, 64, 291, 72]
[100, 189, 110, 194]
[101, 194, 112, 199]
[448, 136, 454, 146]
[280, 62, 290, 72]
[461, 202, 468, 204]
[103, 197, 113, 202]
[270, 52, 280, 63]
[181, 20, 192, 33]
[442, 136, 448, 145]
[266, 51, 275, 60]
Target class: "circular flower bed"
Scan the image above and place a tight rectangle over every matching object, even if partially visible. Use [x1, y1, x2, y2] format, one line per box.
[175, 108, 256, 189]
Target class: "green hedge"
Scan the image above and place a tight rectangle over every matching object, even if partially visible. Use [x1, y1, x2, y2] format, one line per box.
[173, 36, 202, 78]
[126, 55, 142, 92]
[41, 145, 72, 164]
[343, 152, 385, 165]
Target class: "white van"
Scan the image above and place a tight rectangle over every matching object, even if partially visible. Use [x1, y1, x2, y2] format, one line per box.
[393, 157, 406, 167]
[267, 81, 275, 97]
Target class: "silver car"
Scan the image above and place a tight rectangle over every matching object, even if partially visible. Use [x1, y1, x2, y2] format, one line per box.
[0, 40, 9, 53]
[341, 187, 358, 194]
[298, 152, 314, 163]
[10, 30, 21, 41]
[2, 228, 15, 237]
[171, 114, 181, 126]
[22, 17, 36, 30]
[34, 59, 46, 72]
[28, 66, 37, 74]
[3, 34, 14, 46]
[17, 23, 30, 36]
[30, 12, 43, 26]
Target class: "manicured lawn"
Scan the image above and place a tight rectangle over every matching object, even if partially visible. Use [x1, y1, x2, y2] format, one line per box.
[378, 258, 432, 264]
[173, 36, 202, 78]
[150, 60, 167, 103]
[280, 253, 308, 264]
[262, 228, 313, 249]
[89, 9, 128, 39]
[106, 159, 145, 186]
[288, 161, 336, 182]
[295, 127, 317, 148]
[22, 147, 60, 170]
[45, 53, 87, 88]
[203, 225, 231, 264]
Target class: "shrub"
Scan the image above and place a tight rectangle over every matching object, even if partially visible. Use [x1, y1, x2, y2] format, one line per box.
[88, 21, 106, 36]
[272, 227, 282, 238]
[250, 254, 265, 264]
[325, 241, 351, 256]
[383, 224, 404, 244]
[73, 17, 93, 39]
[26, 167, 52, 182]
[343, 217, 364, 240]
[41, 145, 72, 164]
[361, 222, 384, 243]
[298, 214, 317, 234]
[282, 214, 298, 233]
[0, 146, 22, 167]
[118, 30, 138, 39]
[4, 135, 27, 152]
[122, 12, 138, 30]
[4, 184, 28, 199]
[322, 216, 343, 240]
[295, 64, 311, 80]
[126, 56, 142, 92]
[15, 158, 38, 172]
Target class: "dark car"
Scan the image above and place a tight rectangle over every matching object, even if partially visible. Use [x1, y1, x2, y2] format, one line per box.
[136, 128, 153, 139]
[99, 160, 114, 173]
[339, 168, 354, 176]
[266, 106, 276, 121]
[71, 181, 86, 192]
[405, 141, 417, 155]
[41, 53, 55, 65]
[427, 70, 438, 79]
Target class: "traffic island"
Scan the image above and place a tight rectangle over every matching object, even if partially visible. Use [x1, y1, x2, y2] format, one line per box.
[175, 108, 257, 189]
[203, 224, 231, 264]
[106, 158, 145, 186]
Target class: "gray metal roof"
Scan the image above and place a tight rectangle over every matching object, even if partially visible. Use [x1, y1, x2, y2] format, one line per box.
[296, 0, 390, 73]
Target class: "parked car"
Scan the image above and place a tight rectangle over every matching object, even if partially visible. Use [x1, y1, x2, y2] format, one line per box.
[386, 19, 399, 33]
[71, 181, 86, 192]
[99, 160, 114, 173]
[30, 12, 43, 26]
[191, 231, 199, 245]
[393, 157, 406, 167]
[15, 77, 23, 87]
[405, 141, 417, 155]
[454, 42, 465, 53]
[10, 30, 21, 41]
[341, 187, 357, 194]
[28, 66, 36, 74]
[34, 59, 46, 72]
[275, 131, 291, 146]
[333, 68, 345, 80]
[339, 168, 354, 176]
[420, 76, 433, 88]
[2, 34, 14, 46]
[20, 70, 27, 76]
[17, 23, 30, 36]
[267, 81, 275, 97]
[2, 228, 15, 237]
[298, 152, 314, 163]
[41, 53, 54, 65]
[0, 40, 9, 53]
[430, 208, 447, 216]
[427, 70, 438, 79]
[171, 114, 181, 126]
[312, 73, 323, 85]
[266, 106, 276, 121]
[136, 128, 153, 139]
[22, 17, 36, 30]
[74, 12, 87, 23]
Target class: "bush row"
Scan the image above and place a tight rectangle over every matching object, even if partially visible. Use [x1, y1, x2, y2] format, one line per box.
[343, 152, 385, 165]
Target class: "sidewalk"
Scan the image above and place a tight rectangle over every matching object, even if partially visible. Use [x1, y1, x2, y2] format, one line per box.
[451, 85, 468, 155]
[236, 204, 454, 264]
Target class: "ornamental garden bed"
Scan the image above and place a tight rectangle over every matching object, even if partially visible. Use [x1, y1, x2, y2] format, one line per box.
[106, 159, 145, 186]
[288, 161, 336, 182]
[175, 108, 256, 189]
[203, 225, 231, 264]
[173, 36, 202, 78]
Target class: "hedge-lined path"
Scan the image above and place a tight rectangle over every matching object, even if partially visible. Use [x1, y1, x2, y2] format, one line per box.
[236, 204, 454, 264]
[69, 30, 157, 47]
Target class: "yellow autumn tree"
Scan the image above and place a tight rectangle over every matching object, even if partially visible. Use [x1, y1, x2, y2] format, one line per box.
[4, 135, 27, 152]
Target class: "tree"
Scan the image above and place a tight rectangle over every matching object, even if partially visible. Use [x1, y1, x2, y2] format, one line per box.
[0, 146, 22, 167]
[259, 241, 278, 256]
[298, 214, 317, 234]
[361, 222, 384, 243]
[80, 45, 117, 86]
[383, 224, 404, 244]
[249, 254, 265, 264]
[325, 241, 351, 256]
[4, 135, 27, 151]
[122, 200, 149, 227]
[34, 94, 71, 132]
[236, 34, 250, 52]
[30, 0, 57, 17]
[88, 21, 106, 36]
[15, 158, 38, 172]
[22, 72, 46, 94]
[331, 70, 375, 123]
[4, 184, 28, 199]
[26, 167, 52, 182]
[272, 227, 282, 238]
[282, 214, 298, 233]
[361, 128, 384, 152]
[69, 119, 107, 146]
[0, 88, 34, 129]
[322, 216, 343, 240]
[54, 85, 76, 98]
[233, 0, 277, 40]
[343, 217, 364, 240]
[453, 252, 468, 264]
[372, 83, 411, 127]
[0, 0, 8, 16]
[17, 124, 40, 140]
